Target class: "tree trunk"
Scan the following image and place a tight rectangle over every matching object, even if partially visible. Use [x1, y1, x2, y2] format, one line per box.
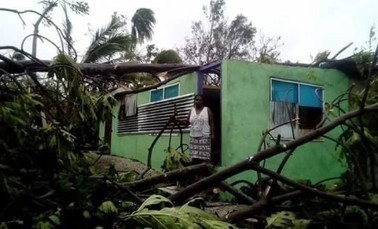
[0, 59, 199, 76]
[32, 3, 57, 57]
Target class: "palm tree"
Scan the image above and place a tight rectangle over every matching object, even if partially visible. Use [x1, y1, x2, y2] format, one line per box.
[59, 8, 155, 90]
[81, 9, 155, 63]
[131, 8, 155, 43]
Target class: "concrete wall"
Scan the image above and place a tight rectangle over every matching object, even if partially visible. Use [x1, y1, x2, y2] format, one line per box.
[221, 60, 349, 184]
[100, 72, 198, 171]
[100, 61, 350, 185]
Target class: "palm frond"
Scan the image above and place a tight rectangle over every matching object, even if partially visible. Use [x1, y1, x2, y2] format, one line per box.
[131, 8, 155, 43]
[82, 15, 128, 63]
[83, 34, 135, 63]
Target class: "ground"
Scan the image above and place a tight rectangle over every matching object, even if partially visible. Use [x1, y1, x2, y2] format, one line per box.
[85, 152, 160, 178]
[85, 152, 248, 220]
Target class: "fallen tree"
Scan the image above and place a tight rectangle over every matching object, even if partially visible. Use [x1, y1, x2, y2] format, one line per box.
[169, 103, 378, 204]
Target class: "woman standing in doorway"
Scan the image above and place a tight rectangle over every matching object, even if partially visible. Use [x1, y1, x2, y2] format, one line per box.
[174, 94, 215, 164]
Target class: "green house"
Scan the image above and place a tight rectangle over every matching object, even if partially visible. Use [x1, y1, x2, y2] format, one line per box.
[99, 60, 351, 184]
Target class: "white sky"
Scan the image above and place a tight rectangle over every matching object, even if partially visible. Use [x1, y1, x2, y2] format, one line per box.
[0, 0, 377, 63]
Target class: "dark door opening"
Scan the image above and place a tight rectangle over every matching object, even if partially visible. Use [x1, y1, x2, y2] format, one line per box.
[104, 119, 112, 151]
[203, 87, 221, 165]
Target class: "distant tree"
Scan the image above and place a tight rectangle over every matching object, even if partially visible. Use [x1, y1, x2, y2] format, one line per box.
[180, 0, 283, 65]
[119, 49, 182, 89]
[253, 33, 283, 64]
[180, 0, 256, 64]
[153, 49, 182, 64]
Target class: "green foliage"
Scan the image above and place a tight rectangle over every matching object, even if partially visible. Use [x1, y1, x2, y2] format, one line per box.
[66, 1, 89, 15]
[312, 50, 331, 63]
[116, 171, 139, 183]
[136, 194, 173, 211]
[10, 51, 26, 60]
[131, 8, 156, 43]
[81, 13, 133, 63]
[82, 9, 155, 63]
[180, 0, 256, 64]
[254, 34, 283, 64]
[352, 25, 376, 77]
[49, 54, 117, 145]
[0, 53, 123, 227]
[98, 201, 118, 215]
[153, 49, 183, 64]
[335, 25, 378, 193]
[266, 211, 310, 229]
[162, 147, 191, 172]
[180, 0, 281, 64]
[123, 195, 237, 228]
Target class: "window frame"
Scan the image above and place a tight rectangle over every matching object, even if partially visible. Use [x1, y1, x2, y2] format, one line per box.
[150, 83, 180, 103]
[270, 78, 324, 105]
[269, 77, 324, 140]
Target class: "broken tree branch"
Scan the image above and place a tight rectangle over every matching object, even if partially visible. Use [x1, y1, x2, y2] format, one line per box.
[251, 164, 378, 209]
[222, 190, 302, 222]
[122, 163, 213, 190]
[219, 181, 256, 204]
[169, 103, 378, 203]
[331, 42, 354, 60]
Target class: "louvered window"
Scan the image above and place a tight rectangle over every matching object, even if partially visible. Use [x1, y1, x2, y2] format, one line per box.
[118, 93, 194, 134]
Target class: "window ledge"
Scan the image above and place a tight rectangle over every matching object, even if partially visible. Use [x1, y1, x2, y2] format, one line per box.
[118, 130, 190, 136]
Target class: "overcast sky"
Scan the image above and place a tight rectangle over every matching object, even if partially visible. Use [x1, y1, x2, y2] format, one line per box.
[0, 0, 377, 63]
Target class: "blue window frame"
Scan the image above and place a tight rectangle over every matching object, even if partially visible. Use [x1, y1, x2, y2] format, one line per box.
[164, 84, 179, 99]
[150, 84, 179, 102]
[271, 80, 323, 107]
[151, 89, 163, 102]
[270, 79, 324, 139]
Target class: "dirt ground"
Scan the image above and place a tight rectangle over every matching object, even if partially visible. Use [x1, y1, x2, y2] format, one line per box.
[85, 152, 160, 178]
[85, 152, 249, 221]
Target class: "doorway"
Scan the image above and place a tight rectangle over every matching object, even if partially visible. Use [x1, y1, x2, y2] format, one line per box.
[104, 119, 112, 151]
[203, 87, 221, 165]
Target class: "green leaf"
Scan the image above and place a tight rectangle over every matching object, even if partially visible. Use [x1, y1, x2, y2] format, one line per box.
[292, 219, 310, 229]
[199, 219, 237, 229]
[98, 200, 118, 214]
[131, 208, 200, 229]
[82, 210, 91, 219]
[179, 205, 214, 220]
[136, 195, 173, 211]
[117, 171, 139, 182]
[266, 211, 295, 228]
[35, 221, 54, 229]
[48, 215, 61, 225]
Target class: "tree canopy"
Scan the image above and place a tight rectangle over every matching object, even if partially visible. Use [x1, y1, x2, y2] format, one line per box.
[180, 0, 256, 64]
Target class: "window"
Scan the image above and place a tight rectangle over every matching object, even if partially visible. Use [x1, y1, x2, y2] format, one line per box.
[150, 84, 179, 102]
[270, 79, 323, 139]
[118, 94, 137, 120]
[118, 94, 194, 134]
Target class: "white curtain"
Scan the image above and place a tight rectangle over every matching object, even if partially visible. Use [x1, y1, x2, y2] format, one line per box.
[125, 94, 137, 117]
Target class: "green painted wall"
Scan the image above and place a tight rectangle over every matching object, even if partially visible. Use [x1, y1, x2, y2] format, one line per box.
[221, 60, 349, 184]
[100, 61, 350, 184]
[104, 72, 198, 171]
